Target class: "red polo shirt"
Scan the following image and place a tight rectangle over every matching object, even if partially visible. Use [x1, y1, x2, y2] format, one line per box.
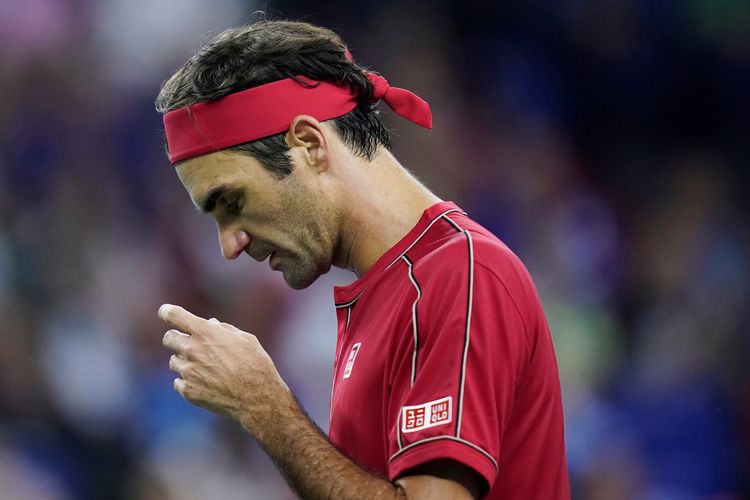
[329, 201, 570, 499]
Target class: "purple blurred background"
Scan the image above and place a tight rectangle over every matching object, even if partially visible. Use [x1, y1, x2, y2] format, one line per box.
[0, 1, 748, 499]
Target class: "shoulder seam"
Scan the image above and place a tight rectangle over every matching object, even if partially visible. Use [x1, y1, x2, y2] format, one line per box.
[385, 208, 464, 270]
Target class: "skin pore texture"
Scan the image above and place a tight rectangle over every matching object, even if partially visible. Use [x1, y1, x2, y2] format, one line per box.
[163, 116, 483, 499]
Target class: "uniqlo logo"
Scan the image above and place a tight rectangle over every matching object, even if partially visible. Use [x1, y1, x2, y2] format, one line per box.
[401, 396, 453, 433]
[343, 342, 362, 379]
[404, 407, 426, 430]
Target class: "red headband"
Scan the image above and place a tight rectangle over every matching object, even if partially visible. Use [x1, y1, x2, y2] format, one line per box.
[163, 73, 432, 164]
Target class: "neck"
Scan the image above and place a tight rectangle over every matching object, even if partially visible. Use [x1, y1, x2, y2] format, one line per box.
[333, 148, 442, 277]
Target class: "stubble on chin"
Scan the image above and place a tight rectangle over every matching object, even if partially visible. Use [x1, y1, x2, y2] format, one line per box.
[280, 253, 330, 290]
[279, 258, 317, 290]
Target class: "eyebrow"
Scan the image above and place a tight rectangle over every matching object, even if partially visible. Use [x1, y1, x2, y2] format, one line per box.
[199, 185, 228, 213]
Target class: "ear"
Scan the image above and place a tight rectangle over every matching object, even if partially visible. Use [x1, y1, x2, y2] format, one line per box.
[285, 115, 330, 173]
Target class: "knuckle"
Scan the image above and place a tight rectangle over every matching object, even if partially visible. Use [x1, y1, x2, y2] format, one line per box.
[181, 384, 194, 400]
[174, 379, 193, 400]
[183, 345, 197, 360]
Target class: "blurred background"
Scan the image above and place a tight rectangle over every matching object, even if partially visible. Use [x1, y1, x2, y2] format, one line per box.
[1, 0, 748, 498]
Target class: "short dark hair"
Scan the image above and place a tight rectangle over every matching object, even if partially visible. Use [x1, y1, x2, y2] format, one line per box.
[155, 20, 392, 177]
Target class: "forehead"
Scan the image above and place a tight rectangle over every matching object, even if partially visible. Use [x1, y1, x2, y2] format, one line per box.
[176, 151, 252, 186]
[175, 151, 266, 203]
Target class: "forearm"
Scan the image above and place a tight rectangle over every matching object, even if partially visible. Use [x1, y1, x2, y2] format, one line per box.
[158, 307, 475, 499]
[237, 390, 401, 500]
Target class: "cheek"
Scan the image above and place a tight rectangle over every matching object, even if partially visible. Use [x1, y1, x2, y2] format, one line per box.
[273, 181, 335, 254]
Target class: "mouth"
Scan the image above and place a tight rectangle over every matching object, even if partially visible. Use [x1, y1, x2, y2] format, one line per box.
[247, 247, 273, 263]
[248, 251, 265, 263]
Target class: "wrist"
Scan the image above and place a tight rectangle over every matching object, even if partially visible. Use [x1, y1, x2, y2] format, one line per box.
[235, 385, 301, 445]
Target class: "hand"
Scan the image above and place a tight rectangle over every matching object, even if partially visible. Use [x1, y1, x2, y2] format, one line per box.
[158, 304, 291, 430]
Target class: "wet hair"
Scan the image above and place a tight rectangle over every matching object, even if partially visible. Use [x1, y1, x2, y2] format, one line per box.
[155, 20, 392, 177]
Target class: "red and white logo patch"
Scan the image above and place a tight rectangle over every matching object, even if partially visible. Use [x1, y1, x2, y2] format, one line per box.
[401, 396, 453, 433]
[343, 342, 362, 379]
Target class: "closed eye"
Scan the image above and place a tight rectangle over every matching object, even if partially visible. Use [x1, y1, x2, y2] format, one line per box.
[224, 195, 243, 216]
[198, 185, 244, 217]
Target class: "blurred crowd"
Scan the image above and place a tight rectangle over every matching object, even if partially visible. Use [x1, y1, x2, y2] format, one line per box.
[0, 1, 748, 499]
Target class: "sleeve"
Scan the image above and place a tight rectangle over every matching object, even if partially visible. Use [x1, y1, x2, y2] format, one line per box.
[385, 238, 530, 493]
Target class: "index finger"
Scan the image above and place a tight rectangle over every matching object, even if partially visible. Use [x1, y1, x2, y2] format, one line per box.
[158, 304, 207, 335]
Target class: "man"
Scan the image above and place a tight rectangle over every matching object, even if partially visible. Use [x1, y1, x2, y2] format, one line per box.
[156, 20, 569, 499]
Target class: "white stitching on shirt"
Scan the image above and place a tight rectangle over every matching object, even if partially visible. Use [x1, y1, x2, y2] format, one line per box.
[335, 289, 365, 309]
[442, 215, 474, 439]
[384, 208, 465, 270]
[397, 254, 423, 451]
[388, 435, 498, 472]
[401, 255, 422, 388]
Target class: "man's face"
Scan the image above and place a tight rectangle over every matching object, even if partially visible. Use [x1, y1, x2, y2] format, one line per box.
[175, 151, 337, 289]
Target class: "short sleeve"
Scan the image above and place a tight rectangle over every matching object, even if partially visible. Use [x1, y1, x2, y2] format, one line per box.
[385, 236, 530, 492]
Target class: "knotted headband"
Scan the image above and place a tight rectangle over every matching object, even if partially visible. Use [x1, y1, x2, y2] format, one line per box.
[163, 63, 432, 164]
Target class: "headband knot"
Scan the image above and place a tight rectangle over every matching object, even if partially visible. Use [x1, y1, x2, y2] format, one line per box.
[368, 72, 390, 100]
[162, 54, 432, 164]
[366, 72, 432, 129]
[349, 46, 432, 129]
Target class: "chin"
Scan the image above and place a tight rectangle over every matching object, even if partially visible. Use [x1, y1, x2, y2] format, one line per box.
[282, 272, 317, 290]
[281, 259, 330, 290]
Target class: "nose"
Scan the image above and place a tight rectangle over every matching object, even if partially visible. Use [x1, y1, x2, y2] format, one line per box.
[218, 225, 251, 260]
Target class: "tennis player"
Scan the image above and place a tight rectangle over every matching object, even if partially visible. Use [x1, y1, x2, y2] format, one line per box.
[156, 20, 570, 499]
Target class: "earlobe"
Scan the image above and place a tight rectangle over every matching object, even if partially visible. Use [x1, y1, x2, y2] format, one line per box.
[286, 115, 329, 172]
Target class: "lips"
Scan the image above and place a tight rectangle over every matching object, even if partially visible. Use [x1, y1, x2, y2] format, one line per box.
[246, 246, 280, 269]
[247, 247, 272, 263]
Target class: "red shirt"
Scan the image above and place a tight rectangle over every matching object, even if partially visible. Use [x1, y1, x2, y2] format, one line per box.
[329, 201, 570, 499]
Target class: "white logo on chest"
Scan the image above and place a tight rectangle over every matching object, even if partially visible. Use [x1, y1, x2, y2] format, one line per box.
[343, 342, 362, 379]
